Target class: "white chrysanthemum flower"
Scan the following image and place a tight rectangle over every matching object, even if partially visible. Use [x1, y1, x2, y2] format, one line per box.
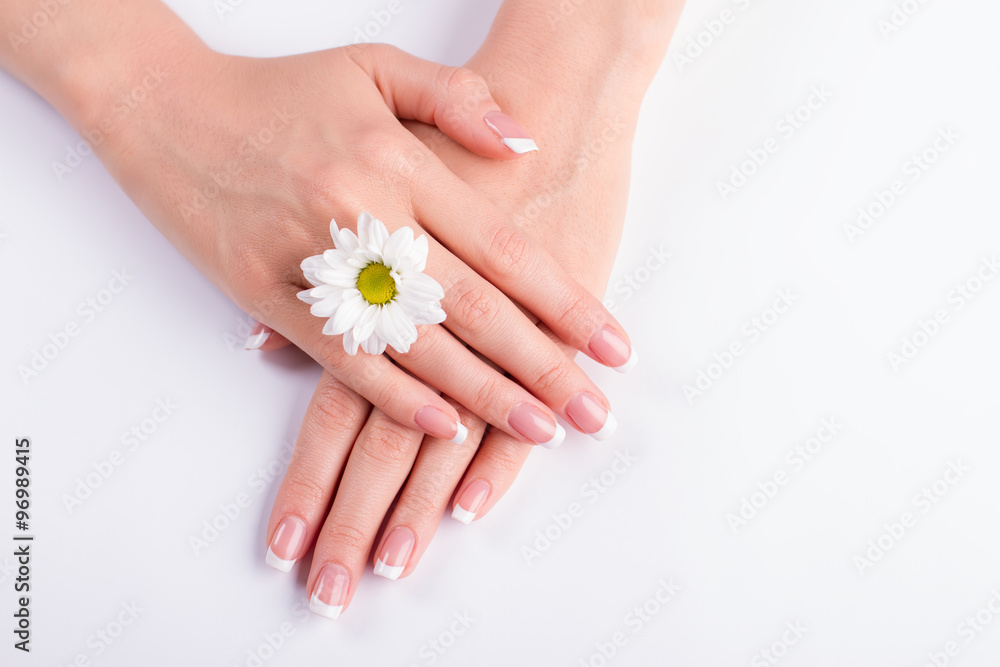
[297, 212, 446, 355]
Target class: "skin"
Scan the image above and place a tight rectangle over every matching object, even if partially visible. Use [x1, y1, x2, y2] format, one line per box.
[262, 0, 685, 615]
[1, 0, 683, 616]
[1, 0, 633, 446]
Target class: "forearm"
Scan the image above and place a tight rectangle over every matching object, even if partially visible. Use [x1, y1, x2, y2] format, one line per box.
[474, 0, 684, 111]
[0, 0, 207, 130]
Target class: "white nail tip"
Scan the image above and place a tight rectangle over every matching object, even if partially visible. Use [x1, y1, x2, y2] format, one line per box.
[244, 330, 271, 350]
[450, 423, 469, 445]
[501, 137, 539, 154]
[308, 595, 343, 620]
[539, 424, 567, 450]
[614, 348, 639, 374]
[373, 559, 404, 580]
[590, 412, 618, 442]
[451, 505, 476, 525]
[265, 549, 295, 572]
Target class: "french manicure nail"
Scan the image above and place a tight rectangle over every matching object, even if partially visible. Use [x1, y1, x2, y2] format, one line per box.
[452, 479, 492, 525]
[265, 515, 308, 572]
[508, 402, 566, 449]
[565, 392, 617, 441]
[415, 406, 467, 444]
[245, 321, 272, 350]
[484, 110, 539, 154]
[589, 325, 637, 373]
[309, 563, 350, 620]
[374, 527, 415, 580]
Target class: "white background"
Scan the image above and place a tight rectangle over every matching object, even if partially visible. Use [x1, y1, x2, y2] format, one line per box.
[2, 0, 1000, 665]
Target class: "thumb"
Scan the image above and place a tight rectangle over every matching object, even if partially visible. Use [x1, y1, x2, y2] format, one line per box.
[349, 44, 539, 159]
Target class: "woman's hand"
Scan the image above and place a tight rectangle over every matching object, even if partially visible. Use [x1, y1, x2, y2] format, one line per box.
[1, 0, 633, 446]
[262, 0, 682, 618]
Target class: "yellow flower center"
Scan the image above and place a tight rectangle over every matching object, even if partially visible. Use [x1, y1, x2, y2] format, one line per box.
[356, 262, 397, 305]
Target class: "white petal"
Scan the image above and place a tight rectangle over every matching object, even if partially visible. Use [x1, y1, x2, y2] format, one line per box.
[382, 226, 415, 271]
[397, 271, 444, 302]
[396, 294, 446, 325]
[342, 327, 361, 355]
[360, 333, 388, 355]
[309, 284, 344, 300]
[297, 287, 328, 305]
[325, 294, 366, 336]
[412, 235, 429, 272]
[310, 296, 342, 318]
[353, 303, 380, 343]
[301, 254, 328, 286]
[361, 213, 390, 255]
[356, 212, 374, 249]
[323, 248, 353, 270]
[316, 268, 360, 288]
[330, 218, 360, 253]
[379, 301, 418, 353]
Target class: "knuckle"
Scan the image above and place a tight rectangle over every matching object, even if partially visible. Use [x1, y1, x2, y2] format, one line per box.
[440, 65, 488, 98]
[359, 421, 416, 466]
[322, 522, 370, 555]
[400, 484, 445, 519]
[485, 224, 533, 277]
[449, 278, 501, 336]
[478, 442, 524, 475]
[280, 468, 330, 509]
[552, 291, 595, 334]
[531, 360, 571, 397]
[308, 380, 364, 431]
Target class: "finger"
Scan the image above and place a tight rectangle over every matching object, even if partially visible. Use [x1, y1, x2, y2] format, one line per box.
[388, 323, 566, 448]
[349, 43, 539, 158]
[415, 170, 638, 374]
[269, 281, 471, 445]
[264, 372, 369, 571]
[306, 409, 424, 619]
[451, 427, 534, 525]
[420, 238, 617, 440]
[376, 401, 487, 575]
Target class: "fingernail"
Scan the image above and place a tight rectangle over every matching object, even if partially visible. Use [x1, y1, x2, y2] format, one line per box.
[452, 479, 491, 525]
[309, 563, 350, 620]
[589, 325, 637, 373]
[245, 321, 272, 350]
[484, 110, 539, 154]
[565, 392, 617, 441]
[265, 515, 308, 572]
[374, 527, 415, 580]
[508, 402, 566, 449]
[415, 406, 467, 444]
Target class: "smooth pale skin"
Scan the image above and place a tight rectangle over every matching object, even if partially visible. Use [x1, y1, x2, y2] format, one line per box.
[259, 0, 685, 615]
[0, 0, 635, 446]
